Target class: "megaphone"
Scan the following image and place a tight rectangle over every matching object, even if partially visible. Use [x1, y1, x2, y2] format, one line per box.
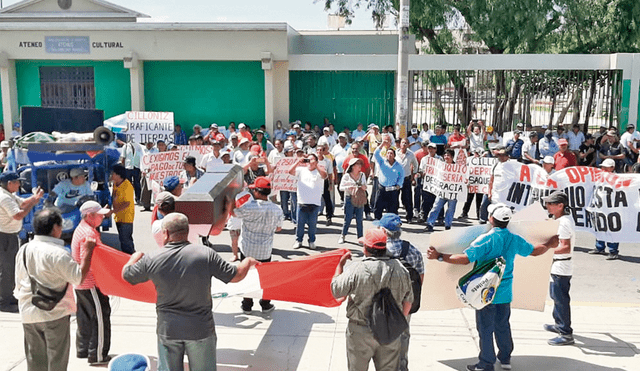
[93, 126, 114, 145]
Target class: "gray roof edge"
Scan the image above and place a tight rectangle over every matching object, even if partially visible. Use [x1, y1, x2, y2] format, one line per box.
[0, 22, 290, 31]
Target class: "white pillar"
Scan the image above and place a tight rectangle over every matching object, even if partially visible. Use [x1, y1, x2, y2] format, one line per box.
[124, 52, 145, 111]
[395, 0, 410, 138]
[629, 54, 640, 128]
[261, 52, 275, 135]
[0, 52, 19, 137]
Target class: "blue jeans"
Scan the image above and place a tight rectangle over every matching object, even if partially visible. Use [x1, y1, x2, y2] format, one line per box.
[341, 196, 363, 238]
[280, 191, 291, 219]
[550, 274, 572, 335]
[480, 194, 491, 223]
[296, 204, 320, 243]
[476, 303, 513, 370]
[427, 197, 457, 227]
[157, 333, 217, 371]
[116, 222, 135, 254]
[595, 240, 619, 253]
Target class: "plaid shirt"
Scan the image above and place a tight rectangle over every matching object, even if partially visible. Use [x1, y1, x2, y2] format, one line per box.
[233, 199, 284, 260]
[386, 238, 425, 275]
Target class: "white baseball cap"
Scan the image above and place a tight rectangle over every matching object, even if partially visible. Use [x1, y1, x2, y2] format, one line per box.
[542, 156, 555, 164]
[600, 158, 615, 168]
[488, 203, 512, 222]
[79, 201, 110, 216]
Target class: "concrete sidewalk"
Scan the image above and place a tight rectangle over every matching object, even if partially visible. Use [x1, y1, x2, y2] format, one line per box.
[2, 295, 639, 370]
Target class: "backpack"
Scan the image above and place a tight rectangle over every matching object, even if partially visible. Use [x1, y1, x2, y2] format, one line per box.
[368, 287, 408, 345]
[398, 241, 422, 314]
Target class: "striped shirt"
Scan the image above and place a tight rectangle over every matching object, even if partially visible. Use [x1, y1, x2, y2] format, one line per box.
[71, 219, 101, 289]
[233, 199, 284, 260]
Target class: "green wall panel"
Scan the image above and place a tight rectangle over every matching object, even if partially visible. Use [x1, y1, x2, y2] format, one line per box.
[144, 61, 265, 136]
[15, 60, 130, 120]
[620, 79, 630, 131]
[289, 71, 395, 132]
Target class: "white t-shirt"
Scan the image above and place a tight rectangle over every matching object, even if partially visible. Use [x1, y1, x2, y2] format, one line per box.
[295, 167, 324, 206]
[200, 151, 224, 172]
[469, 132, 484, 153]
[52, 180, 93, 209]
[551, 215, 575, 276]
[620, 130, 640, 150]
[490, 160, 511, 196]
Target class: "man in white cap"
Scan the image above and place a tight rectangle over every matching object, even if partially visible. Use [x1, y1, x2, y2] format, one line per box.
[318, 126, 337, 150]
[71, 201, 113, 364]
[233, 138, 251, 165]
[542, 156, 556, 175]
[427, 204, 558, 371]
[238, 123, 253, 142]
[407, 128, 423, 152]
[46, 167, 93, 212]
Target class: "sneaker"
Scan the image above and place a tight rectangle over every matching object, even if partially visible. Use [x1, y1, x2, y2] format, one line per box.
[77, 352, 88, 359]
[500, 361, 512, 370]
[417, 216, 425, 223]
[326, 218, 332, 226]
[543, 324, 561, 334]
[292, 241, 302, 249]
[606, 252, 619, 260]
[309, 242, 316, 250]
[366, 213, 373, 221]
[262, 304, 275, 314]
[459, 213, 469, 220]
[338, 235, 345, 244]
[424, 225, 434, 232]
[445, 226, 451, 230]
[88, 355, 112, 365]
[588, 248, 607, 255]
[548, 334, 575, 346]
[479, 220, 487, 224]
[242, 306, 252, 315]
[466, 364, 491, 371]
[0, 303, 18, 313]
[435, 220, 445, 226]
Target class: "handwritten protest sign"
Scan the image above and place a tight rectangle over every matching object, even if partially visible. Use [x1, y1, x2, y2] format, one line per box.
[466, 156, 497, 194]
[140, 145, 212, 183]
[124, 111, 174, 143]
[421, 156, 468, 200]
[271, 157, 298, 192]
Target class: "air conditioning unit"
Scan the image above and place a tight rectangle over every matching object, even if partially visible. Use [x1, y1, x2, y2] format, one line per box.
[328, 14, 346, 30]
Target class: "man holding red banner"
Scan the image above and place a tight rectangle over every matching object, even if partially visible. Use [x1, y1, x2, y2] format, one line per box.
[122, 213, 258, 371]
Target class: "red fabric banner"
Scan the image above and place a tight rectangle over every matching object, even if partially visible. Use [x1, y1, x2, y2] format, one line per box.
[258, 249, 349, 307]
[92, 243, 157, 303]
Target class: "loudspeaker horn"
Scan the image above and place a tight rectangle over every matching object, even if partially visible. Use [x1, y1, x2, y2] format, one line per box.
[93, 126, 114, 145]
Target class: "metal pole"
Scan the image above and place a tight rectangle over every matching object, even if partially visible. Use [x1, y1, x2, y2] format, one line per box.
[395, 0, 410, 139]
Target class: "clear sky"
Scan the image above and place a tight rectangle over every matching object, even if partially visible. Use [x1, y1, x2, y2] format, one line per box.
[1, 0, 393, 30]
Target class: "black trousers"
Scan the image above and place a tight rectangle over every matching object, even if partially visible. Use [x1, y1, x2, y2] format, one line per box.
[336, 173, 344, 202]
[374, 186, 400, 220]
[462, 193, 483, 218]
[413, 177, 423, 217]
[400, 176, 414, 220]
[140, 176, 152, 210]
[240, 253, 272, 310]
[420, 190, 441, 221]
[0, 231, 19, 304]
[322, 179, 334, 218]
[126, 167, 141, 203]
[75, 287, 111, 362]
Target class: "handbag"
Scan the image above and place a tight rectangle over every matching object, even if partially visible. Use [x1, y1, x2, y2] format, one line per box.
[22, 245, 68, 311]
[455, 257, 505, 310]
[350, 174, 367, 208]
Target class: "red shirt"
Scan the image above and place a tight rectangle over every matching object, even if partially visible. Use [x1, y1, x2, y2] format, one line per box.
[554, 150, 577, 170]
[415, 148, 427, 164]
[342, 153, 371, 176]
[239, 131, 253, 141]
[71, 220, 102, 289]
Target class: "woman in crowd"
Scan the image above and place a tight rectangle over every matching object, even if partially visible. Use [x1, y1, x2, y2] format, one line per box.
[338, 158, 366, 244]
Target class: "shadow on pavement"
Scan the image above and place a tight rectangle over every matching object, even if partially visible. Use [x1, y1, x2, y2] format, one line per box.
[574, 333, 640, 357]
[441, 356, 628, 371]
[216, 307, 335, 371]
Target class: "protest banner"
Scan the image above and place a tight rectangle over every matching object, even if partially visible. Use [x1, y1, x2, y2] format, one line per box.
[271, 157, 299, 192]
[492, 162, 640, 243]
[466, 156, 497, 194]
[140, 145, 212, 183]
[123, 111, 174, 143]
[421, 156, 468, 200]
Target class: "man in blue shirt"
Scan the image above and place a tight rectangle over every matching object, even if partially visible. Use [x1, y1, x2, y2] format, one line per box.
[427, 204, 557, 371]
[372, 136, 404, 220]
[429, 125, 448, 156]
[506, 131, 524, 160]
[173, 124, 188, 146]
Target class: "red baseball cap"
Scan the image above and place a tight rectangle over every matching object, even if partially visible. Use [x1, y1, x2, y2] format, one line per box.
[215, 133, 225, 142]
[358, 229, 387, 249]
[249, 176, 271, 189]
[558, 138, 568, 146]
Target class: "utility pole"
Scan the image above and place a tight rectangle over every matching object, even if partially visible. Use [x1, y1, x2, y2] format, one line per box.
[395, 0, 410, 139]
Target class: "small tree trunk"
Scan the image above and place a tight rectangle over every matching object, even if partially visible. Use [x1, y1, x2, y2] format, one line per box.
[584, 73, 597, 131]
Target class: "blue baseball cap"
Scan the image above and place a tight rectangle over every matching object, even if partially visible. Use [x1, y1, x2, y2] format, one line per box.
[0, 171, 19, 182]
[373, 213, 402, 232]
[163, 176, 180, 192]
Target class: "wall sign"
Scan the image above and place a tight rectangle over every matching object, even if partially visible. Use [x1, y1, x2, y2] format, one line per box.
[45, 36, 90, 54]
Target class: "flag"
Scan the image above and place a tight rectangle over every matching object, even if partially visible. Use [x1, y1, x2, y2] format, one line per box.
[92, 242, 349, 308]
